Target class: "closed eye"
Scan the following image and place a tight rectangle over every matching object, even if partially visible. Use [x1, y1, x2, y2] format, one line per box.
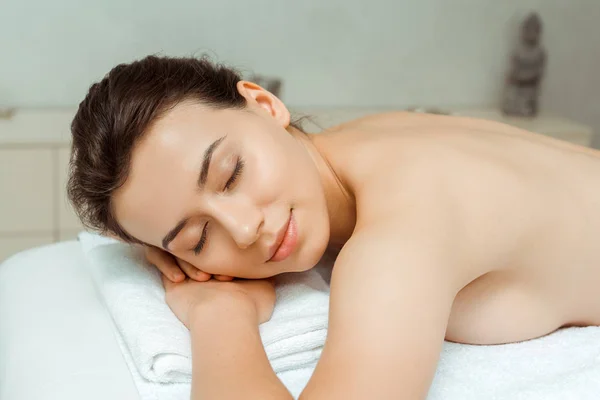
[192, 158, 244, 255]
[224, 157, 244, 191]
[193, 222, 209, 255]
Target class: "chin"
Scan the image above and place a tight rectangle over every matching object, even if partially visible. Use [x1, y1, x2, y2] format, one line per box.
[263, 214, 330, 278]
[289, 262, 314, 274]
[294, 236, 329, 273]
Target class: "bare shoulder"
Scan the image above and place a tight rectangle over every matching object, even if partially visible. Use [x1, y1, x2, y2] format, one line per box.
[332, 222, 472, 290]
[301, 224, 465, 399]
[327, 111, 447, 132]
[318, 112, 498, 184]
[319, 113, 549, 278]
[327, 111, 502, 135]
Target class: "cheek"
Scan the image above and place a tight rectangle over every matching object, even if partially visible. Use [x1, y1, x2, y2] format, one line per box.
[178, 228, 239, 271]
[248, 148, 290, 202]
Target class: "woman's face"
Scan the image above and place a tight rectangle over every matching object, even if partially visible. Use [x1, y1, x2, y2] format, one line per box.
[112, 84, 330, 279]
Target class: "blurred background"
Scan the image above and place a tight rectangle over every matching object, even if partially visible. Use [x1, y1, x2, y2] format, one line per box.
[0, 0, 599, 261]
[1, 0, 599, 123]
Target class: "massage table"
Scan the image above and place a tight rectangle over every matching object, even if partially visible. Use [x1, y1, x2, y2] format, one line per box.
[0, 241, 141, 400]
[3, 241, 600, 399]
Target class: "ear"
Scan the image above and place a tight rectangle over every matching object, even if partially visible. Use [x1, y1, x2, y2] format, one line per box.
[236, 80, 290, 128]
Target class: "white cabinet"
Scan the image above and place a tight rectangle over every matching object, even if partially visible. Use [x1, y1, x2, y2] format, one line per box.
[0, 109, 82, 262]
[0, 149, 54, 233]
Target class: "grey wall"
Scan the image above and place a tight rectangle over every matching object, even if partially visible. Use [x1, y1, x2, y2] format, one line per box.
[1, 0, 598, 144]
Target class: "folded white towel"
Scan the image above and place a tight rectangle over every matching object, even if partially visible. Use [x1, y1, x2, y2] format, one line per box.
[110, 317, 316, 400]
[78, 231, 329, 385]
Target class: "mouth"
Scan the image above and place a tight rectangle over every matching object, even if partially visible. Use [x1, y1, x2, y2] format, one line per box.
[267, 209, 298, 263]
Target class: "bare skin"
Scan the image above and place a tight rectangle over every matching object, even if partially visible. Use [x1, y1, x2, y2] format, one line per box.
[321, 111, 600, 343]
[112, 82, 600, 399]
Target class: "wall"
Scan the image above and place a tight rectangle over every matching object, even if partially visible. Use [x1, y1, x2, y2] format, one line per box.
[1, 0, 598, 144]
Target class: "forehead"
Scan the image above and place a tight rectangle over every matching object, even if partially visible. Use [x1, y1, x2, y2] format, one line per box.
[112, 102, 225, 244]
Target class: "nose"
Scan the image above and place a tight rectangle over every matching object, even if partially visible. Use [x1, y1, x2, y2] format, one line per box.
[207, 195, 264, 249]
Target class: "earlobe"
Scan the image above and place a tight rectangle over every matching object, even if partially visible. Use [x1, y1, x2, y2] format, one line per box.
[237, 80, 290, 128]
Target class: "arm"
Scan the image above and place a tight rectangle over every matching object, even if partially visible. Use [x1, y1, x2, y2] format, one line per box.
[161, 277, 292, 400]
[188, 298, 293, 400]
[300, 226, 464, 400]
[165, 226, 463, 399]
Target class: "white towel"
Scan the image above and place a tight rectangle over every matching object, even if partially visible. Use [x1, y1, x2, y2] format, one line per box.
[429, 326, 600, 400]
[79, 232, 600, 399]
[114, 322, 600, 400]
[110, 319, 316, 400]
[78, 231, 329, 386]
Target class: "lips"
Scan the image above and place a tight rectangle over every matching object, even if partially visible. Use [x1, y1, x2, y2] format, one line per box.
[267, 210, 298, 262]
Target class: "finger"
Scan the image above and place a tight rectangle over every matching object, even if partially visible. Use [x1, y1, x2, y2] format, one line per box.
[146, 247, 185, 282]
[176, 259, 212, 282]
[214, 275, 234, 282]
[194, 270, 212, 281]
[161, 274, 175, 291]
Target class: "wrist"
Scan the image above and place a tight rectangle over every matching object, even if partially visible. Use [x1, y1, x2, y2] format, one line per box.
[189, 294, 258, 332]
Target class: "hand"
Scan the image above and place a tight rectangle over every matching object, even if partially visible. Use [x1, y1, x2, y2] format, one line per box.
[143, 245, 233, 283]
[161, 275, 276, 329]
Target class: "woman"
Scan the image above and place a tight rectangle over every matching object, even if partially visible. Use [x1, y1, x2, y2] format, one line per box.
[68, 55, 600, 399]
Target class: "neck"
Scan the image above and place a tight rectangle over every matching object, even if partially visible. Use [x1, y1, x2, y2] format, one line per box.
[287, 126, 357, 253]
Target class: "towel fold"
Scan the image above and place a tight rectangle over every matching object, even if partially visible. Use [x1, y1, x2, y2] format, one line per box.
[78, 231, 329, 385]
[110, 317, 316, 400]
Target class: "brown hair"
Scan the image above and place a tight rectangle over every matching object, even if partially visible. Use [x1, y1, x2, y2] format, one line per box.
[67, 55, 302, 243]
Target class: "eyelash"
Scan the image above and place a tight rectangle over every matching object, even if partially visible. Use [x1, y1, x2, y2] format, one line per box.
[224, 157, 245, 191]
[193, 222, 208, 255]
[192, 157, 245, 255]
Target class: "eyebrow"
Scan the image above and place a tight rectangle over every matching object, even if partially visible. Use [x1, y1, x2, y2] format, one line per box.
[198, 135, 227, 189]
[161, 135, 226, 250]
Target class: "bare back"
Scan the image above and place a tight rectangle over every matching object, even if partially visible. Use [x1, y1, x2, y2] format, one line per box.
[315, 112, 600, 345]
